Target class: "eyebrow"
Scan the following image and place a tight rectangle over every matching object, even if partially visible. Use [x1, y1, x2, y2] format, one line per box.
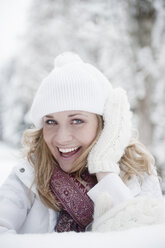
[45, 113, 88, 118]
[68, 113, 88, 117]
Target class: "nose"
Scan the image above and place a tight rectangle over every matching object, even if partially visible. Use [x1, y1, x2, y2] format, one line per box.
[54, 126, 73, 145]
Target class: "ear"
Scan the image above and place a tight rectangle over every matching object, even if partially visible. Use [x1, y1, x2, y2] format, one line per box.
[93, 192, 113, 219]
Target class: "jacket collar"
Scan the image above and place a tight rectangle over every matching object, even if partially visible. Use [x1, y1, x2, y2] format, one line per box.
[14, 159, 38, 195]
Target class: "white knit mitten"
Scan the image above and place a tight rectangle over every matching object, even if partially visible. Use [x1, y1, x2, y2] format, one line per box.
[88, 88, 132, 174]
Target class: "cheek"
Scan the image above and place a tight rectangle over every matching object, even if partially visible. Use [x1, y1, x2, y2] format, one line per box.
[43, 128, 53, 146]
[77, 124, 98, 146]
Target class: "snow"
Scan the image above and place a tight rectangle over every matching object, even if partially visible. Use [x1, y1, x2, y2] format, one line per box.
[0, 142, 165, 247]
[0, 0, 32, 66]
[0, 142, 19, 186]
[0, 224, 165, 248]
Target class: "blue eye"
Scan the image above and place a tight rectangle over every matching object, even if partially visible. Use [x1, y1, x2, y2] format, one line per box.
[45, 120, 57, 125]
[72, 119, 84, 124]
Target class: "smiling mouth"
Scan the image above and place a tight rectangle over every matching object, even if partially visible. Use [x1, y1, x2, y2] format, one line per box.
[58, 147, 81, 158]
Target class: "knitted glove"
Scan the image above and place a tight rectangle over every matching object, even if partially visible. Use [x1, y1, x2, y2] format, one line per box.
[88, 88, 132, 174]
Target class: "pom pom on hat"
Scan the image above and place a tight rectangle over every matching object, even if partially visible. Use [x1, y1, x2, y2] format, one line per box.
[54, 52, 83, 68]
[30, 52, 112, 128]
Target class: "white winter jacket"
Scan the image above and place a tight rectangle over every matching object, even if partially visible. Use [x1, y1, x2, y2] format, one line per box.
[0, 159, 164, 234]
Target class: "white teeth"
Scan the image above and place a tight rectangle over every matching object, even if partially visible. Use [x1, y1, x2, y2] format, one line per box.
[58, 147, 79, 153]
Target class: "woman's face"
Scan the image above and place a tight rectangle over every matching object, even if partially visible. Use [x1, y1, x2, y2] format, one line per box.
[43, 110, 98, 173]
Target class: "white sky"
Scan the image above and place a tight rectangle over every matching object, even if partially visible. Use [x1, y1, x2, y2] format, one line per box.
[0, 0, 32, 66]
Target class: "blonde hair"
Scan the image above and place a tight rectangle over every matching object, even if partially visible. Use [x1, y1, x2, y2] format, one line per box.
[22, 115, 155, 211]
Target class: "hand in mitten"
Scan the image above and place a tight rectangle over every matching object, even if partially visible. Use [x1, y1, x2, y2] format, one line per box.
[88, 88, 132, 176]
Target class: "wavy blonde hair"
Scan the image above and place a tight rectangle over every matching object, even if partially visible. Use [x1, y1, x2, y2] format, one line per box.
[23, 115, 155, 211]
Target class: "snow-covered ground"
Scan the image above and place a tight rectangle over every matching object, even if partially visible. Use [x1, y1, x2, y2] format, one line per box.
[1, 224, 165, 248]
[0, 142, 165, 248]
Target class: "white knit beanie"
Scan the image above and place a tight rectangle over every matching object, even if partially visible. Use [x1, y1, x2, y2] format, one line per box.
[30, 52, 112, 128]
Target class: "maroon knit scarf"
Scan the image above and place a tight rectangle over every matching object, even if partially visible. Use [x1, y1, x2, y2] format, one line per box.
[49, 165, 97, 232]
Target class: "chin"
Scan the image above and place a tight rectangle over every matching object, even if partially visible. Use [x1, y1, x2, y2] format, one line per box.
[59, 165, 73, 173]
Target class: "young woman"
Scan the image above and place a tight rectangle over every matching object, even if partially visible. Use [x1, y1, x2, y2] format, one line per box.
[0, 52, 164, 234]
